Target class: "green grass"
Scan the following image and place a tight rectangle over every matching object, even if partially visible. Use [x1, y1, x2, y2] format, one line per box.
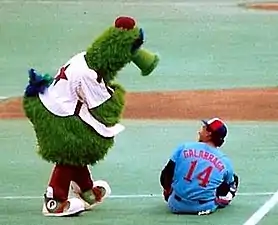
[0, 0, 278, 96]
[0, 119, 277, 224]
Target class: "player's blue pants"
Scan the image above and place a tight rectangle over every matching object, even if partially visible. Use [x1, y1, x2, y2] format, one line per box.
[167, 191, 218, 214]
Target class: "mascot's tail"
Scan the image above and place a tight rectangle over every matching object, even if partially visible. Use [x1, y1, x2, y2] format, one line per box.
[24, 68, 54, 97]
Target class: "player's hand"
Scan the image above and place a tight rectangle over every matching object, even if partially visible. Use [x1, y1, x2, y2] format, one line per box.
[215, 192, 233, 208]
[163, 188, 172, 202]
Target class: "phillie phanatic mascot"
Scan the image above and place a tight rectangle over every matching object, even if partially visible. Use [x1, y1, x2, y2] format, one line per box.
[23, 16, 159, 217]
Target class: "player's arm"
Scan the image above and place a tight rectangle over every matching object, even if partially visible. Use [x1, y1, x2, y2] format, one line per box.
[228, 173, 239, 198]
[160, 159, 175, 191]
[216, 159, 239, 207]
[160, 159, 175, 202]
[223, 161, 239, 197]
[160, 145, 183, 201]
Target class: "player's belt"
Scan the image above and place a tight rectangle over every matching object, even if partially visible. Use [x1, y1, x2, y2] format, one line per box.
[174, 194, 209, 205]
[174, 194, 182, 201]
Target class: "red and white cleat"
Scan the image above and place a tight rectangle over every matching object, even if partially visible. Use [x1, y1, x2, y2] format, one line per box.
[70, 180, 111, 211]
[42, 196, 85, 217]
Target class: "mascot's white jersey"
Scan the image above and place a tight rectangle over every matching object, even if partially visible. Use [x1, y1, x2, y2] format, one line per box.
[39, 52, 125, 137]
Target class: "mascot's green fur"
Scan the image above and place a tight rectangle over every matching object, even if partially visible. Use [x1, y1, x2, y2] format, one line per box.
[22, 16, 159, 217]
[23, 16, 159, 166]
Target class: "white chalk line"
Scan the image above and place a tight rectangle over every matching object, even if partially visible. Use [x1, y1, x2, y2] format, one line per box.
[0, 192, 275, 200]
[243, 190, 278, 225]
[0, 96, 8, 100]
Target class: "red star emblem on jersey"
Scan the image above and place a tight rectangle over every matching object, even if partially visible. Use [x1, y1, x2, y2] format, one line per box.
[53, 64, 70, 86]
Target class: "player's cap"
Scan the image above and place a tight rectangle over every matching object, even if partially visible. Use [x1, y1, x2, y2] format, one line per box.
[201, 117, 228, 140]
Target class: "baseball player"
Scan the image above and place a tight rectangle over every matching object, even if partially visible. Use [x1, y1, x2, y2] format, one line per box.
[160, 118, 239, 215]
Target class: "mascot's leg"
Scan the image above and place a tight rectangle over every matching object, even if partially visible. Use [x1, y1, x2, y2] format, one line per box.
[42, 164, 85, 217]
[70, 165, 111, 211]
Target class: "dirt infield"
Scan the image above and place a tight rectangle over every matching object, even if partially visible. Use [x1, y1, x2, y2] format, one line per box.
[239, 2, 278, 11]
[0, 88, 277, 121]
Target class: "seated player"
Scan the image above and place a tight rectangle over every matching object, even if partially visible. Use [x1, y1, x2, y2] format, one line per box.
[160, 118, 239, 215]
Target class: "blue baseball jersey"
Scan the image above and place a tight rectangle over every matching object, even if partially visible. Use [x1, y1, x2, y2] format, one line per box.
[170, 142, 234, 201]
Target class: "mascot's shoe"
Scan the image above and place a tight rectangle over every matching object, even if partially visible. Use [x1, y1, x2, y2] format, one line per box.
[42, 196, 85, 217]
[70, 180, 111, 211]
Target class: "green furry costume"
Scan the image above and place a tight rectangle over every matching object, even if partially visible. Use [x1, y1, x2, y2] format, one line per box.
[22, 16, 159, 216]
[23, 16, 158, 166]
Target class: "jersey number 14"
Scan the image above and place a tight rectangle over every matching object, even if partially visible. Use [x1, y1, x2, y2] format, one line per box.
[184, 160, 213, 187]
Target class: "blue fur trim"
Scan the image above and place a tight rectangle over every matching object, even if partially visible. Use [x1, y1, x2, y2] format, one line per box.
[131, 28, 144, 53]
[24, 68, 54, 97]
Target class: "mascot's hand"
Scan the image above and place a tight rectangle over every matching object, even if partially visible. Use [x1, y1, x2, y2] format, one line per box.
[108, 82, 126, 94]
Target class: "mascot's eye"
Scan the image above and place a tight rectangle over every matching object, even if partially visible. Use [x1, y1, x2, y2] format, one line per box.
[139, 28, 144, 41]
[131, 28, 144, 53]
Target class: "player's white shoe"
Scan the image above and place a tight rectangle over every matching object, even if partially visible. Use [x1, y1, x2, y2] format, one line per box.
[42, 197, 85, 217]
[70, 180, 111, 211]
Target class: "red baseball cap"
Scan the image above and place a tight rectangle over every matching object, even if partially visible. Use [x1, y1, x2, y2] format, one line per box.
[201, 117, 228, 140]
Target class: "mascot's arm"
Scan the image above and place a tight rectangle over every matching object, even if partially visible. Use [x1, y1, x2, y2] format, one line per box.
[79, 73, 125, 127]
[89, 83, 126, 127]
